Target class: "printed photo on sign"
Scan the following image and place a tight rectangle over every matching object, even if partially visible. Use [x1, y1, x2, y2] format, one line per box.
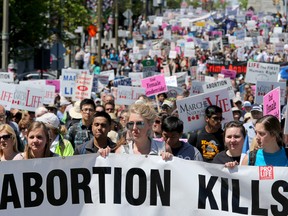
[255, 81, 286, 105]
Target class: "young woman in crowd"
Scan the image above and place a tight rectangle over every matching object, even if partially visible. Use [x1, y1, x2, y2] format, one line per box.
[0, 124, 19, 161]
[115, 103, 171, 159]
[14, 121, 57, 160]
[212, 121, 246, 167]
[242, 115, 288, 166]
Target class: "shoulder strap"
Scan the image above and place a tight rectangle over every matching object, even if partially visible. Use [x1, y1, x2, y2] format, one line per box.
[80, 142, 88, 155]
[249, 149, 258, 166]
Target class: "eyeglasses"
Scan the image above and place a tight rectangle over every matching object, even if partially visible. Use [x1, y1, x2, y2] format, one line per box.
[211, 116, 224, 122]
[154, 120, 161, 124]
[81, 108, 95, 113]
[0, 134, 11, 141]
[126, 121, 145, 130]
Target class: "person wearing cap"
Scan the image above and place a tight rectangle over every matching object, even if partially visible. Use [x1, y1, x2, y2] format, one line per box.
[57, 96, 71, 124]
[243, 104, 263, 148]
[74, 111, 116, 156]
[243, 101, 252, 116]
[231, 107, 243, 122]
[188, 105, 224, 163]
[66, 99, 96, 149]
[36, 113, 74, 156]
[161, 99, 174, 115]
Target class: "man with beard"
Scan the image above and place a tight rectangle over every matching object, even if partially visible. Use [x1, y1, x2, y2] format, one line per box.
[74, 111, 116, 155]
[188, 105, 224, 162]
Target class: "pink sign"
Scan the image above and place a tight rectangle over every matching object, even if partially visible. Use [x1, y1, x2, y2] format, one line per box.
[46, 80, 60, 93]
[263, 87, 280, 120]
[220, 69, 236, 79]
[141, 74, 167, 97]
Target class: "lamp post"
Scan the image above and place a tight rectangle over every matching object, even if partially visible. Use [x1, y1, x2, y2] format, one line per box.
[97, 0, 102, 65]
[1, 0, 9, 71]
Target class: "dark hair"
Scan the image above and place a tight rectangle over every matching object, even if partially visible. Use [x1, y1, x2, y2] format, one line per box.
[161, 116, 183, 134]
[223, 121, 246, 139]
[80, 98, 96, 110]
[256, 115, 283, 147]
[157, 93, 167, 99]
[92, 111, 112, 125]
[205, 105, 223, 118]
[104, 102, 115, 109]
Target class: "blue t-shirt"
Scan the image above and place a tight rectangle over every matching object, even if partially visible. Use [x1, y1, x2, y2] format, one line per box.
[254, 148, 288, 167]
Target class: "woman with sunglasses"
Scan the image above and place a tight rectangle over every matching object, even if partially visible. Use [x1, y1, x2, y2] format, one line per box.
[115, 103, 172, 159]
[152, 113, 169, 138]
[0, 124, 19, 161]
[14, 121, 57, 160]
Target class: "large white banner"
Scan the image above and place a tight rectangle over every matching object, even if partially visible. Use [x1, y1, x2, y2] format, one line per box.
[1, 154, 287, 216]
[245, 62, 279, 84]
[177, 88, 233, 133]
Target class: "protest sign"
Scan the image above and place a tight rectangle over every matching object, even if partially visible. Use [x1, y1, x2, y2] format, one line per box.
[60, 69, 85, 97]
[220, 69, 236, 79]
[263, 87, 281, 120]
[169, 51, 177, 59]
[149, 49, 162, 58]
[245, 62, 279, 84]
[255, 81, 286, 105]
[72, 73, 93, 101]
[46, 80, 60, 93]
[166, 86, 184, 98]
[141, 74, 167, 97]
[92, 75, 109, 93]
[11, 85, 45, 112]
[177, 88, 233, 133]
[175, 72, 187, 87]
[1, 154, 288, 216]
[190, 66, 198, 80]
[20, 80, 55, 105]
[0, 82, 15, 110]
[129, 72, 143, 86]
[190, 81, 205, 96]
[115, 86, 146, 105]
[101, 70, 115, 81]
[202, 78, 235, 100]
[0, 72, 13, 83]
[110, 60, 119, 69]
[165, 76, 177, 87]
[113, 77, 132, 87]
[142, 60, 157, 72]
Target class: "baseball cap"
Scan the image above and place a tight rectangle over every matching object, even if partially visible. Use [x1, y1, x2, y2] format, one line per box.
[251, 104, 262, 112]
[36, 113, 60, 129]
[243, 101, 252, 107]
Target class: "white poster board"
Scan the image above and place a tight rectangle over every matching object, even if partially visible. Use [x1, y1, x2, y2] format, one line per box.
[177, 88, 233, 133]
[202, 78, 235, 100]
[115, 86, 146, 105]
[255, 81, 286, 105]
[245, 62, 279, 84]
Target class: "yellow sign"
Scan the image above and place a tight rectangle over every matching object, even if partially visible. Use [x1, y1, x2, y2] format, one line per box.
[195, 21, 206, 27]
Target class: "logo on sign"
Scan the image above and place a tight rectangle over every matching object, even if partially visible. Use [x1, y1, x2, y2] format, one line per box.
[259, 166, 274, 180]
[77, 86, 88, 91]
[188, 115, 200, 121]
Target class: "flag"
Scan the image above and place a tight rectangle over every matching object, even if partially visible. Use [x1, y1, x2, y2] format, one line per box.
[239, 135, 250, 164]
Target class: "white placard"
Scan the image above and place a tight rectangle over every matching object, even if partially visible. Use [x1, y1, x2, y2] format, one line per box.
[169, 51, 177, 59]
[101, 70, 115, 81]
[245, 62, 280, 84]
[177, 88, 233, 133]
[190, 81, 205, 96]
[165, 76, 177, 87]
[129, 72, 144, 86]
[11, 85, 45, 112]
[60, 69, 85, 97]
[72, 73, 93, 101]
[0, 72, 13, 83]
[202, 78, 235, 100]
[0, 82, 15, 110]
[115, 85, 146, 105]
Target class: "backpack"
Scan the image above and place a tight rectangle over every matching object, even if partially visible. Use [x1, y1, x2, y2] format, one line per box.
[249, 148, 288, 166]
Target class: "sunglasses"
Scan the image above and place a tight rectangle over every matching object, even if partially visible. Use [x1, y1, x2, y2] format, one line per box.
[126, 121, 145, 130]
[211, 116, 224, 122]
[0, 134, 11, 141]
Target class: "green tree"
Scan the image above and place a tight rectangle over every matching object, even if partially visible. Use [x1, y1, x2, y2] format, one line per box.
[238, 0, 248, 10]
